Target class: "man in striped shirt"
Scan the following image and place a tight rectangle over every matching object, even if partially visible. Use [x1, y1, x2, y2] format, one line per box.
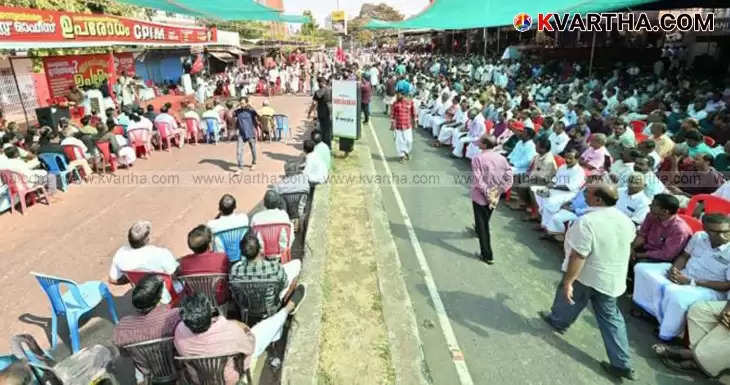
[391, 91, 415, 163]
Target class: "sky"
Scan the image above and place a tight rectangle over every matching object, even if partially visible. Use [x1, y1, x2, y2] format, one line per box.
[281, 0, 428, 25]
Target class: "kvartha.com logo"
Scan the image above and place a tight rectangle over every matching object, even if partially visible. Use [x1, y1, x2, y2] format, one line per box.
[513, 12, 715, 32]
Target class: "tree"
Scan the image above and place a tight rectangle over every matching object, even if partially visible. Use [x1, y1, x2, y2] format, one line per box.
[348, 3, 404, 45]
[300, 10, 318, 36]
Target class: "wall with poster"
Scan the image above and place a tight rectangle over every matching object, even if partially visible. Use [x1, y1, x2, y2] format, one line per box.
[332, 80, 360, 140]
[114, 52, 136, 76]
[43, 53, 115, 99]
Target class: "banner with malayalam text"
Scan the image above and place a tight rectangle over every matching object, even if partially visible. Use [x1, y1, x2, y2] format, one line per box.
[44, 53, 115, 99]
[0, 6, 214, 48]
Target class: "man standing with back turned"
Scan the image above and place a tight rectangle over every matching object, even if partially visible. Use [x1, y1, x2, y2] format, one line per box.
[470, 134, 513, 265]
[540, 184, 637, 381]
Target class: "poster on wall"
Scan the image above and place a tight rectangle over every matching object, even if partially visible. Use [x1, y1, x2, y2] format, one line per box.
[114, 52, 136, 76]
[332, 80, 360, 140]
[43, 53, 115, 98]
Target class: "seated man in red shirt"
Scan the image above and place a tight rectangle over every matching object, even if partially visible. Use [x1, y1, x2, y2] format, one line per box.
[174, 289, 305, 385]
[113, 274, 182, 347]
[178, 225, 230, 305]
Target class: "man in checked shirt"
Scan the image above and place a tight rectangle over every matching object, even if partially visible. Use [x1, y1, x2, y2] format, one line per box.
[391, 90, 416, 163]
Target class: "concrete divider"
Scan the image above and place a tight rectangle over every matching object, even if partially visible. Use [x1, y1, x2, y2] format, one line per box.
[280, 183, 330, 385]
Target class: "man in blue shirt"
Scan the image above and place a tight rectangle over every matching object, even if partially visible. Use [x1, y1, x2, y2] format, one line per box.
[234, 96, 259, 173]
[395, 76, 412, 95]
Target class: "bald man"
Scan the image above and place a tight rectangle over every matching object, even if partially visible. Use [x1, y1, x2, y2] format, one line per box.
[541, 183, 638, 381]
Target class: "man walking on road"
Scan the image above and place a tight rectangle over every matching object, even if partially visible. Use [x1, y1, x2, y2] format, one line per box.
[470, 134, 513, 264]
[308, 77, 332, 148]
[540, 184, 637, 381]
[234, 97, 259, 173]
[360, 73, 372, 124]
[391, 90, 415, 163]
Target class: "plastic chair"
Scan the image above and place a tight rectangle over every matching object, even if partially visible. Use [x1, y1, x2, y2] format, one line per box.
[95, 141, 118, 173]
[252, 222, 293, 263]
[127, 128, 153, 159]
[178, 273, 228, 311]
[229, 279, 282, 324]
[202, 118, 221, 144]
[678, 214, 703, 233]
[111, 125, 125, 135]
[38, 153, 82, 191]
[684, 194, 730, 216]
[213, 226, 249, 263]
[155, 121, 181, 150]
[10, 333, 61, 385]
[273, 114, 291, 143]
[281, 191, 309, 221]
[630, 120, 647, 135]
[61, 144, 89, 176]
[30, 272, 119, 353]
[636, 133, 649, 143]
[123, 271, 181, 307]
[184, 117, 199, 145]
[554, 155, 566, 167]
[704, 136, 716, 147]
[260, 115, 275, 142]
[0, 169, 50, 215]
[175, 353, 251, 385]
[122, 337, 178, 385]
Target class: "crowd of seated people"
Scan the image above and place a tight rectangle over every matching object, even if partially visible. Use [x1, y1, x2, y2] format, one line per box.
[0, 95, 297, 215]
[371, 50, 730, 378]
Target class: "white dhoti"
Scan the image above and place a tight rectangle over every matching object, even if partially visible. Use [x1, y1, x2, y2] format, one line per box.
[384, 95, 396, 106]
[431, 116, 446, 137]
[465, 142, 481, 159]
[118, 146, 137, 166]
[632, 263, 726, 340]
[438, 125, 458, 144]
[451, 132, 469, 157]
[394, 128, 413, 157]
[418, 109, 432, 127]
[541, 209, 578, 234]
[531, 186, 578, 215]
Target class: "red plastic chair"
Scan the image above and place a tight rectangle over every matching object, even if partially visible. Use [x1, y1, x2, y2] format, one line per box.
[127, 129, 152, 159]
[61, 145, 90, 179]
[678, 214, 703, 234]
[252, 223, 293, 263]
[95, 141, 118, 173]
[70, 106, 85, 119]
[636, 133, 649, 143]
[554, 155, 566, 167]
[154, 121, 181, 151]
[183, 117, 199, 145]
[683, 194, 730, 216]
[630, 120, 647, 135]
[112, 125, 125, 135]
[123, 271, 183, 307]
[704, 136, 716, 147]
[0, 169, 50, 214]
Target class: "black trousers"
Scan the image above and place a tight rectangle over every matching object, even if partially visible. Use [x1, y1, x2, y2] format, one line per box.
[472, 201, 494, 261]
[319, 117, 332, 148]
[361, 102, 370, 123]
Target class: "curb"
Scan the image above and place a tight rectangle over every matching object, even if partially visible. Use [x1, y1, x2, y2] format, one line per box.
[360, 123, 429, 385]
[280, 183, 330, 385]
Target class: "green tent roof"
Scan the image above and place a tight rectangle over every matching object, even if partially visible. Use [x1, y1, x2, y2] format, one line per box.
[380, 0, 661, 30]
[363, 19, 401, 30]
[116, 0, 308, 22]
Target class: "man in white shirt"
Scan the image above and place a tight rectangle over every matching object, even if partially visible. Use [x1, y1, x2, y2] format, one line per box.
[687, 100, 709, 121]
[312, 130, 331, 170]
[60, 129, 92, 159]
[108, 221, 181, 303]
[529, 150, 585, 221]
[436, 99, 469, 146]
[201, 102, 222, 142]
[0, 146, 48, 188]
[616, 173, 651, 225]
[303, 139, 327, 186]
[541, 184, 637, 381]
[251, 190, 294, 256]
[633, 214, 730, 340]
[548, 121, 569, 155]
[153, 105, 184, 148]
[207, 194, 249, 234]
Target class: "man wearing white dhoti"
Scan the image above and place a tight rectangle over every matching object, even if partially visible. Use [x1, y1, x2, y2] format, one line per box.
[418, 93, 439, 128]
[457, 111, 487, 159]
[633, 214, 730, 341]
[528, 149, 585, 221]
[431, 95, 460, 139]
[436, 98, 469, 146]
[391, 91, 415, 163]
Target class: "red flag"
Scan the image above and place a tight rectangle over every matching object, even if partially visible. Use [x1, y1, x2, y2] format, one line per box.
[190, 54, 204, 74]
[336, 47, 345, 62]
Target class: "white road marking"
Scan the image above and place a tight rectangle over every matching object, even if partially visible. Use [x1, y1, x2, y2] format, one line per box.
[367, 120, 475, 385]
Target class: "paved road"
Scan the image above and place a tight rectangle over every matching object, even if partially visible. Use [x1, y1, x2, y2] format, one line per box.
[365, 96, 717, 385]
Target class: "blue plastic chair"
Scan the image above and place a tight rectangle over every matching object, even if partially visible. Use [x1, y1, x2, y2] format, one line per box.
[30, 272, 119, 353]
[38, 153, 81, 192]
[273, 114, 290, 143]
[213, 226, 249, 263]
[202, 117, 220, 144]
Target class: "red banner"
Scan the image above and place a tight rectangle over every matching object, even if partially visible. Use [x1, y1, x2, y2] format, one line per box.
[0, 6, 213, 47]
[44, 53, 115, 99]
[114, 52, 136, 77]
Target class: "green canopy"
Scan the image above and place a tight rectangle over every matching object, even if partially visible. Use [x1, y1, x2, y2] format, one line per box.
[382, 0, 660, 30]
[363, 19, 401, 30]
[116, 0, 308, 22]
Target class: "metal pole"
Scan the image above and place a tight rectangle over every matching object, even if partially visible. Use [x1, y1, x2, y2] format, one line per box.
[483, 28, 487, 57]
[588, 31, 596, 77]
[496, 27, 500, 55]
[8, 57, 29, 128]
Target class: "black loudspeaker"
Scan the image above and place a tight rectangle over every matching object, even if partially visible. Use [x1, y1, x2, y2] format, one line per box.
[35, 106, 70, 130]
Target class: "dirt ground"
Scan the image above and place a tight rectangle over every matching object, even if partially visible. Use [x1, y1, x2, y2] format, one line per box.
[0, 95, 312, 353]
[318, 143, 395, 385]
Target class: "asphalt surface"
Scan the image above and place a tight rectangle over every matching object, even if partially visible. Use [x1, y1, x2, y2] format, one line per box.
[365, 96, 719, 385]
